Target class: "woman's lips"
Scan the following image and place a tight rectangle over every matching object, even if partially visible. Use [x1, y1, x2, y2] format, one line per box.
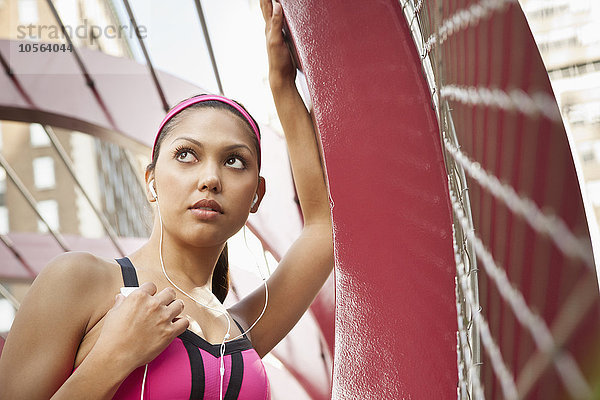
[189, 207, 221, 221]
[191, 199, 223, 213]
[189, 199, 223, 221]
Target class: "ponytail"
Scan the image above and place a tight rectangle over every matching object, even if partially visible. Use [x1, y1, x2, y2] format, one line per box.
[212, 243, 230, 303]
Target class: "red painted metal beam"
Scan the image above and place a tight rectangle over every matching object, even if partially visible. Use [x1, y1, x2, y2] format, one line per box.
[281, 1, 457, 398]
[435, 2, 600, 398]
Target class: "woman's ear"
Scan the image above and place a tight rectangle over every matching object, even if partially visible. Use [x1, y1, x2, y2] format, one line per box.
[250, 176, 267, 213]
[145, 169, 157, 203]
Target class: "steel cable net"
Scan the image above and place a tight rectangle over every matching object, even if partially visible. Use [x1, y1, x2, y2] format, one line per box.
[400, 0, 600, 398]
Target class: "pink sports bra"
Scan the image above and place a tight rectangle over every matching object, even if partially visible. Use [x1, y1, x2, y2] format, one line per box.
[113, 257, 271, 400]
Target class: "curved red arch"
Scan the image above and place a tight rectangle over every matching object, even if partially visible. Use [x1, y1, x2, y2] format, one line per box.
[281, 0, 457, 398]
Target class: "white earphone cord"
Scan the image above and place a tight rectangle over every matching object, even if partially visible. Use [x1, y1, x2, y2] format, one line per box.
[141, 181, 268, 400]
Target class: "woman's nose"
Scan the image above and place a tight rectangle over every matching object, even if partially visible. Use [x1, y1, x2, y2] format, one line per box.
[198, 167, 222, 193]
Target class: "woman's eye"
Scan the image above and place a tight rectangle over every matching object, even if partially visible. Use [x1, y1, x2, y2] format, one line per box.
[176, 151, 195, 162]
[226, 156, 245, 169]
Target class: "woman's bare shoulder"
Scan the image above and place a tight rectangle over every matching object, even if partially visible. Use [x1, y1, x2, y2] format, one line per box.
[19, 251, 125, 339]
[0, 252, 124, 398]
[40, 250, 119, 277]
[33, 251, 124, 305]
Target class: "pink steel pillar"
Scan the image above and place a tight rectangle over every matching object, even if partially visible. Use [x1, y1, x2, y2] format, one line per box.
[281, 1, 457, 398]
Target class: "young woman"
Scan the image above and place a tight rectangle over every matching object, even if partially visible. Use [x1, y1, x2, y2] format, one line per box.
[0, 1, 333, 398]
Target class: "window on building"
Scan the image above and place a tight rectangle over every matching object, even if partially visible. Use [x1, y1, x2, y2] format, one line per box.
[586, 180, 600, 207]
[0, 206, 8, 234]
[578, 142, 595, 164]
[523, 0, 569, 18]
[33, 157, 56, 190]
[0, 298, 16, 332]
[577, 23, 600, 46]
[0, 167, 6, 199]
[570, 0, 592, 13]
[567, 102, 600, 125]
[30, 124, 50, 147]
[18, 0, 39, 25]
[591, 143, 600, 165]
[37, 199, 59, 233]
[0, 168, 7, 233]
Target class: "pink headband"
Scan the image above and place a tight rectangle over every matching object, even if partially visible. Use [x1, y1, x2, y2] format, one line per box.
[152, 94, 260, 160]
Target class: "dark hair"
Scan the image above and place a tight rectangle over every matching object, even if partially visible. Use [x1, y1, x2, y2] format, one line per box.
[147, 95, 261, 303]
[212, 243, 229, 303]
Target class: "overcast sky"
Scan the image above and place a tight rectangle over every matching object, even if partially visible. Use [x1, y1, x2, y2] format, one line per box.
[113, 0, 275, 125]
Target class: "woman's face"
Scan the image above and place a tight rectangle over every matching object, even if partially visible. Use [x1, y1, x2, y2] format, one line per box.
[149, 107, 263, 247]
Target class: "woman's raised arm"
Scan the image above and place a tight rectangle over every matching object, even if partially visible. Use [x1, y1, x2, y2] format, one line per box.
[229, 0, 333, 358]
[263, 1, 331, 227]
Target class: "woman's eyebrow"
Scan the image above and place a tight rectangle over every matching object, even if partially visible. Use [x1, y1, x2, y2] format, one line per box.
[171, 136, 203, 147]
[223, 143, 254, 155]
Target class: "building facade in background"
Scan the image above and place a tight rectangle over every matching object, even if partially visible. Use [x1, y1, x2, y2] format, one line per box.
[0, 0, 150, 242]
[520, 0, 600, 229]
[0, 0, 152, 315]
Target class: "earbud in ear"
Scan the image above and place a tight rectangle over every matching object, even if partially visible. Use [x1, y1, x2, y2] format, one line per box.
[251, 194, 259, 207]
[149, 179, 157, 200]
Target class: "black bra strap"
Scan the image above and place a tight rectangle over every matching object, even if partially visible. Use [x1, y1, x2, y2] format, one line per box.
[232, 318, 249, 340]
[115, 257, 139, 287]
[116, 257, 249, 340]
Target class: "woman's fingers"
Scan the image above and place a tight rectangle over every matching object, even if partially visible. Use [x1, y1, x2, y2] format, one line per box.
[263, 2, 287, 59]
[95, 283, 190, 370]
[165, 299, 185, 321]
[138, 281, 157, 296]
[116, 282, 185, 332]
[273, 1, 282, 18]
[263, 1, 296, 87]
[171, 317, 190, 336]
[153, 287, 177, 306]
[260, 0, 273, 24]
[270, 2, 283, 41]
[113, 293, 125, 308]
[152, 288, 184, 325]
